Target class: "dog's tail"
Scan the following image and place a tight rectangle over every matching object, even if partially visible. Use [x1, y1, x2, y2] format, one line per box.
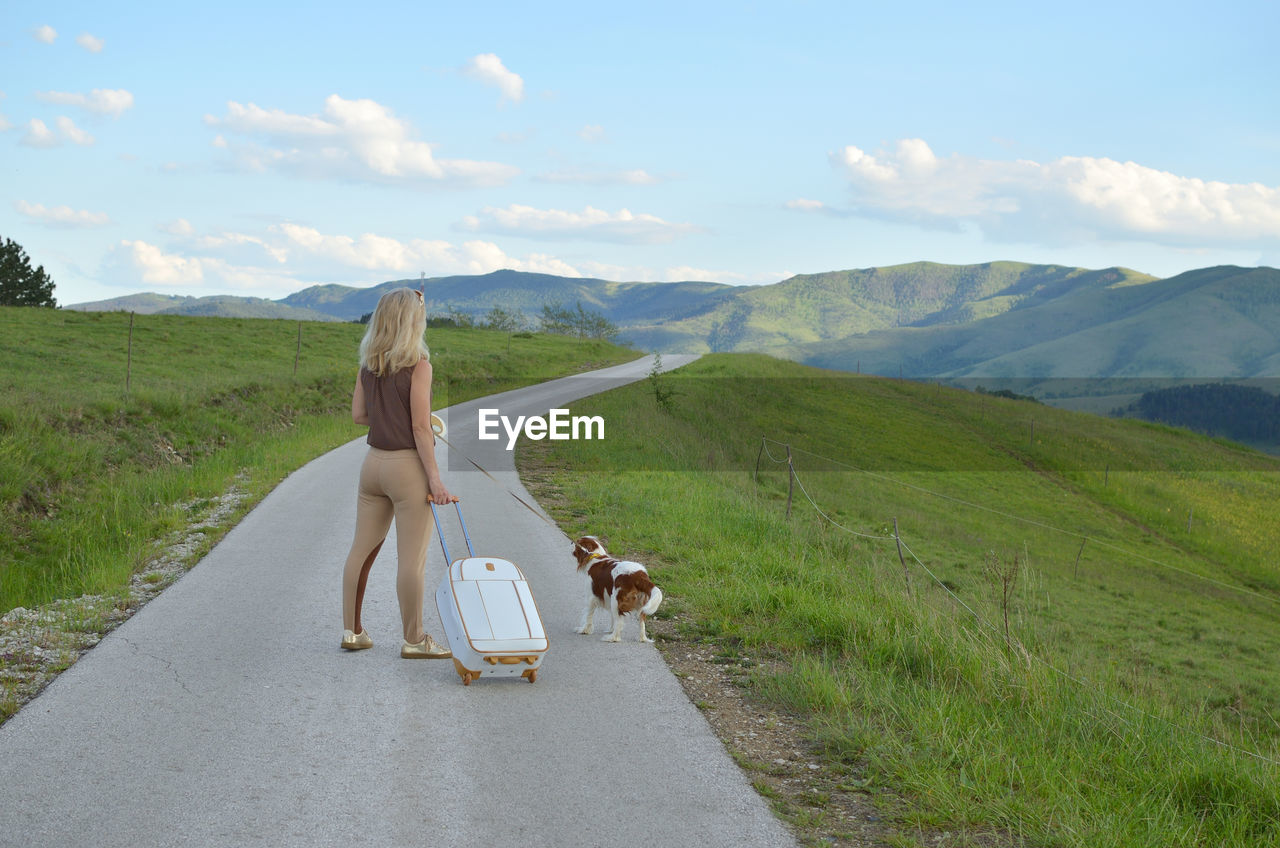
[641, 586, 663, 617]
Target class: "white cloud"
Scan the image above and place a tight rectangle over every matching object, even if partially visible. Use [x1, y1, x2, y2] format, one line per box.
[195, 232, 289, 264]
[36, 88, 135, 117]
[76, 33, 105, 52]
[16, 200, 111, 228]
[57, 116, 93, 146]
[21, 116, 97, 146]
[34, 25, 57, 44]
[536, 168, 659, 186]
[831, 138, 1280, 247]
[211, 100, 338, 137]
[110, 240, 299, 292]
[206, 94, 518, 186]
[786, 198, 827, 212]
[0, 115, 11, 133]
[21, 119, 58, 148]
[461, 204, 702, 245]
[154, 219, 287, 266]
[109, 222, 611, 294]
[274, 223, 581, 277]
[461, 53, 524, 104]
[578, 124, 606, 143]
[159, 219, 195, 236]
[111, 221, 779, 293]
[119, 241, 205, 285]
[273, 224, 418, 270]
[459, 241, 583, 277]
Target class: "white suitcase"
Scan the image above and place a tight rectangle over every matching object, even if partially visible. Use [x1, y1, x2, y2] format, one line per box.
[431, 502, 548, 685]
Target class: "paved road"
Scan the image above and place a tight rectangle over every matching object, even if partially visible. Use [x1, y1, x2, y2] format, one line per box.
[0, 354, 797, 848]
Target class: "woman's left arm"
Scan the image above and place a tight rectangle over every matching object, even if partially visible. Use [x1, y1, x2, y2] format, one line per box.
[351, 371, 369, 426]
[410, 359, 452, 504]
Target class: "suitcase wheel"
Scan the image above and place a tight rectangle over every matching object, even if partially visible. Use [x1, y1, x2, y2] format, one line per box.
[522, 668, 537, 684]
[453, 658, 478, 686]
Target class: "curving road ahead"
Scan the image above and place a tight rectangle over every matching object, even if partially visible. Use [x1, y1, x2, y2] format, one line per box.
[0, 354, 797, 848]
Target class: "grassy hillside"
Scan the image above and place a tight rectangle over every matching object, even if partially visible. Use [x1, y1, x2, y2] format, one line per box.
[623, 262, 1155, 352]
[0, 306, 637, 613]
[794, 265, 1280, 383]
[517, 354, 1280, 847]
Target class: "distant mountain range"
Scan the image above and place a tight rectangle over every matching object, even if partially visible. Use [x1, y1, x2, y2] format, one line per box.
[66, 292, 344, 322]
[69, 263, 1280, 391]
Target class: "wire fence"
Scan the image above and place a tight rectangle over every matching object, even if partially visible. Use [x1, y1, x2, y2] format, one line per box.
[762, 436, 1280, 607]
[753, 434, 1280, 768]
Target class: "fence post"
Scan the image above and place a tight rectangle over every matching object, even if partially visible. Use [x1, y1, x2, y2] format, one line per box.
[754, 437, 765, 483]
[293, 322, 302, 376]
[126, 311, 135, 394]
[1073, 537, 1087, 580]
[893, 518, 912, 598]
[785, 445, 794, 519]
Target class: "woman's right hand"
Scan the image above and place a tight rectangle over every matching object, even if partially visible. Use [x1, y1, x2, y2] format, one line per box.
[427, 477, 454, 505]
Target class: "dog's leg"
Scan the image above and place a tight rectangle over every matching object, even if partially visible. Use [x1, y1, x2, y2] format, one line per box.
[602, 598, 624, 642]
[576, 597, 599, 635]
[637, 612, 654, 643]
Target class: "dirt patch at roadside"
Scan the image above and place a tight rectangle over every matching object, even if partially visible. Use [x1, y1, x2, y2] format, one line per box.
[0, 484, 246, 724]
[648, 613, 894, 847]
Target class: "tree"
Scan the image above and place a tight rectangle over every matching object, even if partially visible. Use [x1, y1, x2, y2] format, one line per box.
[0, 238, 57, 307]
[480, 305, 526, 333]
[446, 307, 475, 328]
[574, 302, 619, 341]
[539, 300, 618, 341]
[539, 301, 576, 335]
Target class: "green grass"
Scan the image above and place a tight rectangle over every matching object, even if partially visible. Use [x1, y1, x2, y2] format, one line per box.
[0, 306, 637, 612]
[517, 353, 1280, 847]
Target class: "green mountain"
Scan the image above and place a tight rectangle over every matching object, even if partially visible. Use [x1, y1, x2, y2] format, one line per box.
[788, 265, 1280, 382]
[66, 263, 1280, 389]
[67, 293, 342, 322]
[65, 293, 202, 314]
[279, 269, 735, 324]
[622, 261, 1156, 352]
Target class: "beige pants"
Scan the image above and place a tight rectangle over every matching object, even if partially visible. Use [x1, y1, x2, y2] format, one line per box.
[341, 448, 432, 644]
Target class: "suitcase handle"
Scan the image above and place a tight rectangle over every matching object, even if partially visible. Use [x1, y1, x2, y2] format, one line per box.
[429, 499, 475, 563]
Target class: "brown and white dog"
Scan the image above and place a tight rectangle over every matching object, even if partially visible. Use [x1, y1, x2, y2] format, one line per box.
[572, 536, 663, 643]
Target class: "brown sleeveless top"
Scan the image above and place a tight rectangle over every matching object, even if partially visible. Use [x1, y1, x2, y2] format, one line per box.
[360, 365, 418, 450]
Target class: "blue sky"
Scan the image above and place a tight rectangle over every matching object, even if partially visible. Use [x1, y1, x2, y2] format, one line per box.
[4, 1, 1279, 305]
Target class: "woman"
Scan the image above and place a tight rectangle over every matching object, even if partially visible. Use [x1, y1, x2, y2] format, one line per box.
[340, 287, 453, 659]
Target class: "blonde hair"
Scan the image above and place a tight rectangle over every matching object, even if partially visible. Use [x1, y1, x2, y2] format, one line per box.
[358, 288, 429, 376]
